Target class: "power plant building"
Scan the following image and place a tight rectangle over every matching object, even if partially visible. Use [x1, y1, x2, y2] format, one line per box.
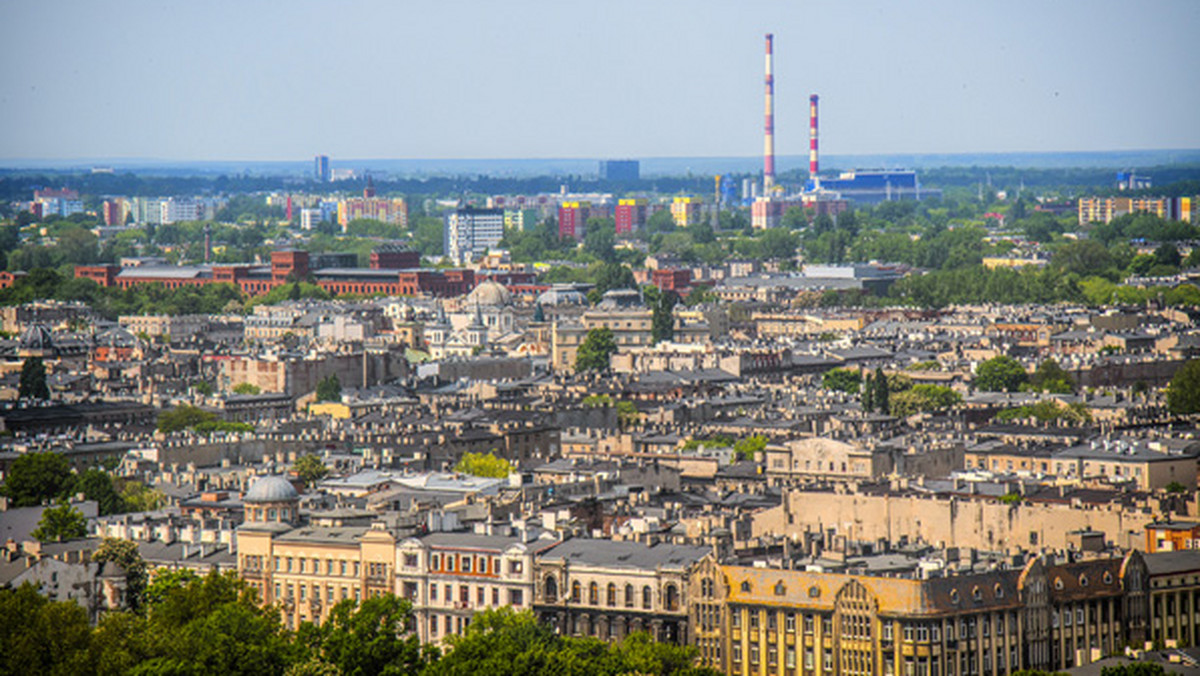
[600, 160, 639, 181]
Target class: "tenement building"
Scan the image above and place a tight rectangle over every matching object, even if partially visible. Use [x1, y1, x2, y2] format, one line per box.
[533, 539, 712, 644]
[713, 552, 1151, 676]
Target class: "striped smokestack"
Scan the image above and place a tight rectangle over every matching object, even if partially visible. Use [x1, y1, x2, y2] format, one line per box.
[763, 33, 775, 191]
[809, 94, 819, 179]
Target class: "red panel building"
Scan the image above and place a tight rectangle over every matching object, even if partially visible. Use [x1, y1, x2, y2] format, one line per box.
[557, 202, 590, 240]
[615, 199, 647, 235]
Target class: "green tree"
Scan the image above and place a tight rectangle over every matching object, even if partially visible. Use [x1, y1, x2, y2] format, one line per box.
[120, 481, 166, 512]
[301, 595, 435, 676]
[822, 368, 862, 393]
[1029, 359, 1075, 394]
[454, 451, 513, 478]
[759, 228, 799, 259]
[192, 381, 215, 396]
[975, 356, 1029, 393]
[646, 209, 677, 234]
[651, 289, 677, 345]
[427, 607, 717, 676]
[889, 384, 963, 416]
[616, 400, 639, 430]
[157, 404, 218, 434]
[862, 372, 875, 412]
[74, 468, 124, 515]
[1, 451, 72, 507]
[18, 356, 50, 400]
[32, 499, 88, 542]
[594, 262, 636, 295]
[1168, 359, 1200, 415]
[92, 537, 149, 612]
[873, 367, 889, 415]
[0, 584, 93, 676]
[1098, 664, 1169, 676]
[1052, 239, 1116, 278]
[315, 375, 342, 402]
[733, 435, 768, 461]
[233, 382, 262, 395]
[575, 327, 617, 372]
[143, 568, 200, 608]
[293, 454, 329, 487]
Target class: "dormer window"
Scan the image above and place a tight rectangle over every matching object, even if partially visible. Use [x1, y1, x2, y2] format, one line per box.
[774, 582, 787, 596]
[741, 581, 752, 593]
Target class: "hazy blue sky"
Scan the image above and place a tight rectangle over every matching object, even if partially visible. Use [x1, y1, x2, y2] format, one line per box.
[1, 0, 1197, 162]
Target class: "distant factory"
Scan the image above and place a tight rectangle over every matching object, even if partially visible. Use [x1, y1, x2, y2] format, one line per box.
[749, 34, 939, 228]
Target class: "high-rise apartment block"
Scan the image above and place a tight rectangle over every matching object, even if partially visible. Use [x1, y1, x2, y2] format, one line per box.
[558, 202, 591, 240]
[670, 196, 702, 228]
[337, 197, 408, 231]
[444, 207, 505, 264]
[615, 199, 647, 234]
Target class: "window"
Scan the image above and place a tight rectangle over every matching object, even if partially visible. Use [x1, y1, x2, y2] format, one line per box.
[786, 645, 796, 669]
[545, 577, 558, 603]
[340, 561, 347, 576]
[804, 615, 814, 634]
[786, 613, 796, 632]
[607, 583, 617, 607]
[732, 611, 742, 629]
[431, 555, 440, 570]
[768, 613, 777, 631]
[463, 557, 472, 573]
[643, 586, 652, 609]
[447, 556, 455, 572]
[509, 589, 524, 606]
[625, 584, 635, 608]
[492, 557, 500, 574]
[750, 612, 760, 630]
[732, 644, 742, 664]
[509, 560, 523, 574]
[430, 616, 438, 637]
[492, 588, 499, 605]
[571, 582, 581, 603]
[750, 645, 760, 666]
[589, 582, 599, 605]
[404, 553, 418, 568]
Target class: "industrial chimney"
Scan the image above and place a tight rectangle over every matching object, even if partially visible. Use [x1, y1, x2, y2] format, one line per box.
[763, 34, 775, 192]
[809, 94, 819, 182]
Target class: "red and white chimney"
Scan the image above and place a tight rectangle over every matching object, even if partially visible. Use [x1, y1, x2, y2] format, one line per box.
[763, 34, 776, 191]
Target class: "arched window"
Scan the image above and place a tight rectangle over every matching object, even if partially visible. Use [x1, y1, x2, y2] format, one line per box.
[571, 581, 581, 603]
[589, 582, 599, 605]
[544, 576, 558, 603]
[642, 585, 653, 610]
[664, 584, 680, 611]
[268, 508, 277, 520]
[625, 584, 634, 608]
[607, 583, 617, 607]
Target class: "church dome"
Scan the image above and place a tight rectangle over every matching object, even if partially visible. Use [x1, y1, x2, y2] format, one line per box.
[96, 327, 140, 348]
[466, 280, 512, 307]
[244, 475, 299, 503]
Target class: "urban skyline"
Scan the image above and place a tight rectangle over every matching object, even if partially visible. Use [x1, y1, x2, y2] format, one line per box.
[1, 0, 1198, 163]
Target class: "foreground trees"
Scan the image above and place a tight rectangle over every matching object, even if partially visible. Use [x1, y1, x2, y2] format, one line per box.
[0, 574, 713, 676]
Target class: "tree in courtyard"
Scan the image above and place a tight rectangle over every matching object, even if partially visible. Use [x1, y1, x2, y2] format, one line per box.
[1, 451, 72, 507]
[1167, 359, 1200, 415]
[822, 368, 862, 393]
[157, 404, 217, 434]
[873, 367, 890, 415]
[862, 372, 875, 412]
[92, 537, 148, 612]
[1028, 358, 1075, 394]
[651, 289, 677, 345]
[18, 356, 49, 400]
[315, 375, 342, 402]
[975, 355, 1029, 393]
[293, 454, 329, 487]
[454, 451, 513, 478]
[575, 327, 617, 372]
[74, 468, 124, 515]
[31, 499, 87, 542]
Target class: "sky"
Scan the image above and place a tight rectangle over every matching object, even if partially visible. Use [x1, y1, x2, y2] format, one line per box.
[1, 0, 1198, 163]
